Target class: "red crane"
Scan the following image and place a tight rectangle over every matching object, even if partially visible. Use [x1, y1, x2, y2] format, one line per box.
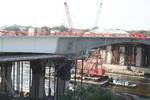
[64, 2, 73, 32]
[88, 48, 105, 77]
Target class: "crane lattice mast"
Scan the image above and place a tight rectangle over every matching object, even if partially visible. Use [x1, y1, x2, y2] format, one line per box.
[64, 2, 73, 32]
[93, 2, 103, 30]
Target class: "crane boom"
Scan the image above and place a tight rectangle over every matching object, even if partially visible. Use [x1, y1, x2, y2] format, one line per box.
[64, 2, 73, 32]
[93, 2, 103, 30]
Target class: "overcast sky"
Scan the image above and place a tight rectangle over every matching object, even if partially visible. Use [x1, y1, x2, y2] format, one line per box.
[0, 0, 150, 30]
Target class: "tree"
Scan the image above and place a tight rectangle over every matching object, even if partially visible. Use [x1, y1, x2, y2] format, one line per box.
[62, 85, 115, 100]
[4, 24, 20, 31]
[41, 26, 51, 32]
[52, 25, 68, 32]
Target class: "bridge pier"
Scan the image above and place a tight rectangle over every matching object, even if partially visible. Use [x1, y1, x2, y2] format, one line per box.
[136, 47, 142, 67]
[0, 62, 13, 94]
[30, 60, 47, 99]
[106, 46, 112, 64]
[56, 77, 65, 100]
[55, 60, 71, 100]
[119, 46, 125, 65]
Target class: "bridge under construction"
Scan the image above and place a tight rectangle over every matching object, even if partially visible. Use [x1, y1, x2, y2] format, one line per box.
[0, 34, 149, 100]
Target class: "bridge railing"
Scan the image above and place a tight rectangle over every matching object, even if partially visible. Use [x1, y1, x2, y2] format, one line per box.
[51, 32, 130, 38]
[49, 32, 150, 39]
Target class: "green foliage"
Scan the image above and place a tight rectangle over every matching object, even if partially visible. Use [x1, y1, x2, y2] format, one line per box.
[41, 26, 51, 32]
[52, 25, 68, 32]
[62, 85, 115, 100]
[4, 24, 20, 31]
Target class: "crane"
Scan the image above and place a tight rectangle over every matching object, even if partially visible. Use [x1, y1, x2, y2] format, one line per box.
[64, 2, 73, 32]
[92, 2, 103, 30]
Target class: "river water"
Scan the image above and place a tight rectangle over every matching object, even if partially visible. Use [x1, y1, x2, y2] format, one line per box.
[107, 74, 150, 100]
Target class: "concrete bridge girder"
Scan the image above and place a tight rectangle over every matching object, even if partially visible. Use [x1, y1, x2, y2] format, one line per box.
[0, 36, 58, 53]
[0, 36, 149, 55]
[56, 37, 150, 55]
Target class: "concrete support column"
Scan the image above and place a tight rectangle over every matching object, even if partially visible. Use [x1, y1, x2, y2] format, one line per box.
[55, 60, 71, 100]
[56, 78, 65, 100]
[0, 62, 12, 93]
[119, 46, 125, 65]
[101, 49, 107, 63]
[16, 62, 20, 91]
[106, 46, 112, 64]
[0, 65, 5, 92]
[136, 47, 142, 67]
[30, 60, 47, 99]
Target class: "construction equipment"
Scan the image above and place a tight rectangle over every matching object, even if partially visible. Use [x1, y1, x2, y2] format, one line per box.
[64, 2, 73, 32]
[88, 48, 105, 76]
[77, 48, 105, 77]
[92, 2, 103, 30]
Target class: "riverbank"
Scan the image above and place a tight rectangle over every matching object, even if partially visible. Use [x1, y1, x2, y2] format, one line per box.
[103, 64, 150, 76]
[105, 72, 150, 98]
[115, 92, 150, 100]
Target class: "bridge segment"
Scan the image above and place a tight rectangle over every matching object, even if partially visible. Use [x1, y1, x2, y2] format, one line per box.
[0, 36, 149, 55]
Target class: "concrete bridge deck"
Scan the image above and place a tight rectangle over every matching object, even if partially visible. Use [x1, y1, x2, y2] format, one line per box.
[0, 36, 149, 55]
